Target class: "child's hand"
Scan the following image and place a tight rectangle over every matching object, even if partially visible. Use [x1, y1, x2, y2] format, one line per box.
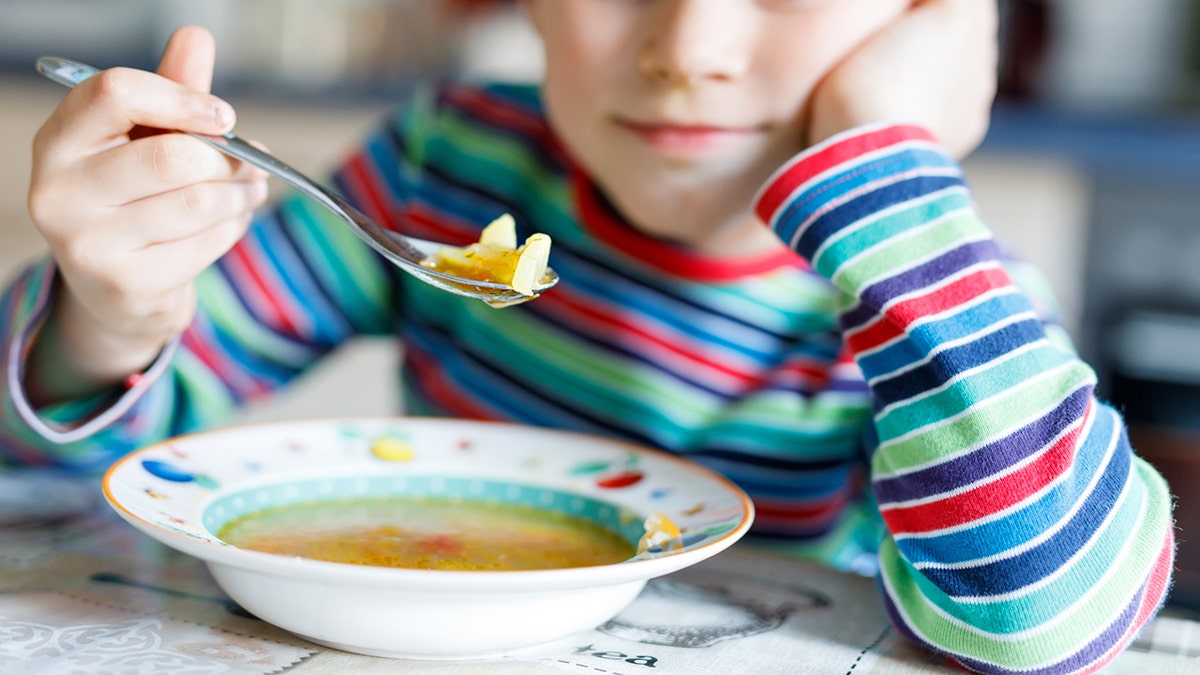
[806, 0, 998, 159]
[25, 26, 268, 398]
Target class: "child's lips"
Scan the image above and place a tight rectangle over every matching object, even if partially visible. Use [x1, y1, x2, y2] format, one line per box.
[617, 118, 760, 154]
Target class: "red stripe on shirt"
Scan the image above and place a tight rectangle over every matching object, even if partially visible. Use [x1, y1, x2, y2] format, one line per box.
[537, 284, 762, 389]
[343, 153, 395, 228]
[405, 341, 501, 421]
[887, 267, 1013, 327]
[405, 204, 487, 246]
[575, 172, 804, 283]
[180, 327, 268, 399]
[228, 245, 298, 336]
[844, 267, 1012, 354]
[881, 403, 1091, 535]
[755, 125, 937, 224]
[443, 86, 568, 162]
[845, 315, 905, 355]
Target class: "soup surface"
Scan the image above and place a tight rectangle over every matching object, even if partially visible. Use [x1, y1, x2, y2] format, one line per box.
[218, 498, 634, 571]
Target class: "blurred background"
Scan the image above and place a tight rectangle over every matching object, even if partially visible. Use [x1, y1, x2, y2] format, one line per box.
[1, 0, 1199, 605]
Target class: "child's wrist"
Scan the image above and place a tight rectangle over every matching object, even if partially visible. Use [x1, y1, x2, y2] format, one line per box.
[25, 294, 167, 407]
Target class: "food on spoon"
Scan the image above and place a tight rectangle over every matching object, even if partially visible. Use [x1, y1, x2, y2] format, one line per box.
[509, 234, 552, 296]
[420, 214, 552, 296]
[478, 213, 518, 249]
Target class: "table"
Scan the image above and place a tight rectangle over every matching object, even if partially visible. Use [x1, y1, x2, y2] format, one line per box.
[1, 470, 1197, 675]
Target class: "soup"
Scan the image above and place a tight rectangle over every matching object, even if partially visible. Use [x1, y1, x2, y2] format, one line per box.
[218, 497, 634, 571]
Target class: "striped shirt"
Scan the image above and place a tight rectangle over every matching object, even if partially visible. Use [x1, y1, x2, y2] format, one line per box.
[0, 83, 1174, 674]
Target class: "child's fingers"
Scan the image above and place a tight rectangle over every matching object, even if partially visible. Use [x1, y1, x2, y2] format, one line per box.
[139, 211, 257, 288]
[78, 132, 266, 207]
[157, 25, 218, 93]
[69, 210, 252, 328]
[116, 177, 269, 248]
[41, 67, 235, 161]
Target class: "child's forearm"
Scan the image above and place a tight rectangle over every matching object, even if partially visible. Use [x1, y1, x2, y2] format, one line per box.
[756, 122, 1174, 674]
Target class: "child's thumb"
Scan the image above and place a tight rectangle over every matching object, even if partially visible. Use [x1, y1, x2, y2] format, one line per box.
[156, 25, 217, 94]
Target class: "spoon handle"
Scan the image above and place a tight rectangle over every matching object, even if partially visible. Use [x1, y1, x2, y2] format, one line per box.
[34, 56, 427, 265]
[34, 56, 95, 88]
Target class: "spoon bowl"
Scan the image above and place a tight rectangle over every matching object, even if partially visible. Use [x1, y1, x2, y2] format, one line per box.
[36, 56, 558, 308]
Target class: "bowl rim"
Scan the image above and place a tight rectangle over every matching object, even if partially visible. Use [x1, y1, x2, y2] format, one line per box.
[102, 416, 756, 591]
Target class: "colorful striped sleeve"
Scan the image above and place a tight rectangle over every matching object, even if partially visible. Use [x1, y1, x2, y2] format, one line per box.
[755, 123, 1176, 674]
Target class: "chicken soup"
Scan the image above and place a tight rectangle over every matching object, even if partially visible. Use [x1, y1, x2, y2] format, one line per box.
[218, 497, 634, 571]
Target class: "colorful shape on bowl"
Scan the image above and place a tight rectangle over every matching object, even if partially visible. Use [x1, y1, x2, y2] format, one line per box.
[141, 459, 194, 483]
[371, 436, 415, 462]
[597, 471, 644, 489]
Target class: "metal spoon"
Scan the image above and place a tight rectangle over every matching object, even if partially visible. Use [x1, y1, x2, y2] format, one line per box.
[36, 56, 557, 308]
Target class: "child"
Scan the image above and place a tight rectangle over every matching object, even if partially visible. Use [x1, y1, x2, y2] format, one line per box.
[0, 2, 1175, 673]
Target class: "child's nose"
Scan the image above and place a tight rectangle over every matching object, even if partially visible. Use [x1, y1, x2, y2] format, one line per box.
[637, 0, 753, 86]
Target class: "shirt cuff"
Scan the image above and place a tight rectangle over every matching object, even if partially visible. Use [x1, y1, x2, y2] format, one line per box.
[5, 263, 180, 444]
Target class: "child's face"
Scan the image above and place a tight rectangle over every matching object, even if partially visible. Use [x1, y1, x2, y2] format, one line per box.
[524, 0, 908, 252]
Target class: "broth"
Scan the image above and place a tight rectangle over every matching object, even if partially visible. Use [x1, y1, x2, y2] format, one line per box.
[218, 498, 634, 571]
